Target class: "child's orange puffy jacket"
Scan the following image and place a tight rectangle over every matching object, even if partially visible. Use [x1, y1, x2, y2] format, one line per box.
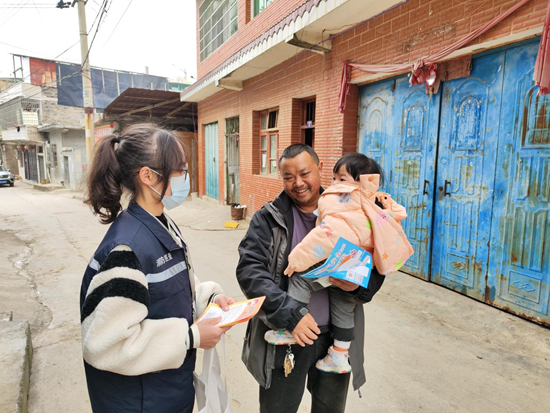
[286, 174, 414, 275]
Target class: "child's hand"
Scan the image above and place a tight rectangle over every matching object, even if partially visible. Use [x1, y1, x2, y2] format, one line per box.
[284, 265, 296, 277]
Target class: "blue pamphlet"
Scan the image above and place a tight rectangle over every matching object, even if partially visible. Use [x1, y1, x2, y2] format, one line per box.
[301, 237, 373, 289]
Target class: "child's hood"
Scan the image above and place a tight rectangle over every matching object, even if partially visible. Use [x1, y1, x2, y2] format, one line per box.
[320, 174, 381, 197]
[319, 174, 381, 215]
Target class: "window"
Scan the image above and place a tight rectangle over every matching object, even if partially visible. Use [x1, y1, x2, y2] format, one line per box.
[259, 109, 278, 174]
[302, 98, 316, 147]
[253, 0, 274, 17]
[51, 144, 58, 167]
[199, 0, 238, 61]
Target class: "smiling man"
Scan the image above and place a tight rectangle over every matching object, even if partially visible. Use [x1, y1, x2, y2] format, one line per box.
[236, 144, 386, 413]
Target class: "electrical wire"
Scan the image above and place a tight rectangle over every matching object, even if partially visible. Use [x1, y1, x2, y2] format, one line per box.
[0, 41, 43, 55]
[0, 70, 86, 125]
[82, 0, 110, 68]
[0, 5, 56, 7]
[30, 0, 42, 17]
[0, 0, 32, 27]
[87, 0, 106, 38]
[1, 0, 102, 90]
[101, 0, 134, 48]
[8, 40, 80, 86]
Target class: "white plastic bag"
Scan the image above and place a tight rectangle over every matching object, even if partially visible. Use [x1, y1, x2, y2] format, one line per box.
[193, 337, 233, 413]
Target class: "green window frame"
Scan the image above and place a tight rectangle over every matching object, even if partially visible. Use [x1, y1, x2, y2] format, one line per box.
[259, 109, 279, 175]
[253, 0, 275, 18]
[199, 0, 238, 61]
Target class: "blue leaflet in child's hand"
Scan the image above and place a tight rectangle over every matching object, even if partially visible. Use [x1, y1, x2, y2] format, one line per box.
[301, 237, 373, 289]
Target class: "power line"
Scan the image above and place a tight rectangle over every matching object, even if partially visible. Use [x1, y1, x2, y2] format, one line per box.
[0, 2, 55, 5]
[0, 5, 56, 7]
[87, 0, 106, 36]
[101, 0, 134, 48]
[30, 0, 43, 18]
[0, 70, 86, 125]
[7, 40, 80, 89]
[0, 41, 43, 55]
[0, 0, 31, 27]
[82, 0, 110, 68]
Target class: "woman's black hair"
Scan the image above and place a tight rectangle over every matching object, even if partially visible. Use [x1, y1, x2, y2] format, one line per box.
[84, 123, 185, 224]
[333, 152, 385, 187]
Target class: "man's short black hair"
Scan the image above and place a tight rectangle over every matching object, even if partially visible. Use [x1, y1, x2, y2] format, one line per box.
[278, 144, 319, 167]
[333, 152, 385, 186]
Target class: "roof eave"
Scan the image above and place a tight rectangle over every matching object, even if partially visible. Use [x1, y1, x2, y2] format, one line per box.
[181, 0, 408, 102]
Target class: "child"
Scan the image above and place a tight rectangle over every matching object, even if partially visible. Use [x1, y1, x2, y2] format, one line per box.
[265, 152, 414, 373]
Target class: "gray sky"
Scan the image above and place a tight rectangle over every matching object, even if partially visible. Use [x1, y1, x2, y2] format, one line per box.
[0, 0, 197, 82]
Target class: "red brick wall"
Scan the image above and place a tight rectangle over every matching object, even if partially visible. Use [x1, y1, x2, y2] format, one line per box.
[197, 0, 546, 216]
[335, 0, 546, 80]
[197, 0, 311, 78]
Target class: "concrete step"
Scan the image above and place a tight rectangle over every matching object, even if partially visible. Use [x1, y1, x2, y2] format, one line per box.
[31, 183, 64, 192]
[0, 321, 33, 413]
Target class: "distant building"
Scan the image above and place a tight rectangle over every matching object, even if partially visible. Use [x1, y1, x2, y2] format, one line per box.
[0, 55, 190, 189]
[0, 82, 86, 189]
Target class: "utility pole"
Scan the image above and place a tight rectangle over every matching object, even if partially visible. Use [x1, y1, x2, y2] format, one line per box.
[57, 0, 94, 165]
[76, 0, 95, 165]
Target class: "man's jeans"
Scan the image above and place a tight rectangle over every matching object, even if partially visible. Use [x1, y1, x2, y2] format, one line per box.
[259, 332, 350, 413]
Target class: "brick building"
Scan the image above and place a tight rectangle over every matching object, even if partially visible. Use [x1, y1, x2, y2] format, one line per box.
[183, 0, 546, 211]
[183, 0, 550, 325]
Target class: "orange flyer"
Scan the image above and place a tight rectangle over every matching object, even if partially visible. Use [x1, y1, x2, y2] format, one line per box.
[196, 296, 265, 327]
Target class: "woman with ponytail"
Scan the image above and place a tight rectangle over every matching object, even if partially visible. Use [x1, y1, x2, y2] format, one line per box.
[80, 124, 235, 412]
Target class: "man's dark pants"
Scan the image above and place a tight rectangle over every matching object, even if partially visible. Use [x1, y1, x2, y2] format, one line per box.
[259, 331, 350, 413]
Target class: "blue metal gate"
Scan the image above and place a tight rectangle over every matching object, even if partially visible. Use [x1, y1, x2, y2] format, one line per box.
[358, 76, 440, 280]
[358, 39, 550, 325]
[488, 41, 550, 325]
[205, 122, 219, 200]
[431, 51, 504, 301]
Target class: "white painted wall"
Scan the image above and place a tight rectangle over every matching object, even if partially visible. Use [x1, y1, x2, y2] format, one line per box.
[61, 129, 86, 190]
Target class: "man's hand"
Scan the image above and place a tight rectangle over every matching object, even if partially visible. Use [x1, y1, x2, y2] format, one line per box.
[291, 313, 320, 347]
[213, 294, 237, 311]
[329, 277, 359, 292]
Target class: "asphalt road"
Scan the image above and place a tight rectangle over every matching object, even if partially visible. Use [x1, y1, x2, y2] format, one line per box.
[1, 182, 549, 412]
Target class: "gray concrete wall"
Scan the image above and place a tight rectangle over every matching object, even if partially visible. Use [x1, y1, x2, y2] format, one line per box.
[41, 88, 84, 129]
[48, 131, 64, 184]
[61, 130, 86, 190]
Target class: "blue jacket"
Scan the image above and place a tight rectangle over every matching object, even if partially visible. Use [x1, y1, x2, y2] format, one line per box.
[80, 203, 196, 413]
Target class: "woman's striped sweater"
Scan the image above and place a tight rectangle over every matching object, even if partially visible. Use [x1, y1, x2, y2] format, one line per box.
[81, 245, 223, 376]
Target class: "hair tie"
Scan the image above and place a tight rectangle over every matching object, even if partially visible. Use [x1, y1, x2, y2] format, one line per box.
[111, 135, 121, 150]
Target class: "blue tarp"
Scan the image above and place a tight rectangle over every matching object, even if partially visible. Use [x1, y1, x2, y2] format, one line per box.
[58, 63, 83, 107]
[57, 63, 169, 109]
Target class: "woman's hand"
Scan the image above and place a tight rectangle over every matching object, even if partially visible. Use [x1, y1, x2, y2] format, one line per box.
[196, 317, 231, 349]
[213, 294, 237, 311]
[329, 277, 359, 292]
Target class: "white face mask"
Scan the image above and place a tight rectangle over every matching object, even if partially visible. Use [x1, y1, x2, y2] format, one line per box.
[149, 169, 190, 210]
